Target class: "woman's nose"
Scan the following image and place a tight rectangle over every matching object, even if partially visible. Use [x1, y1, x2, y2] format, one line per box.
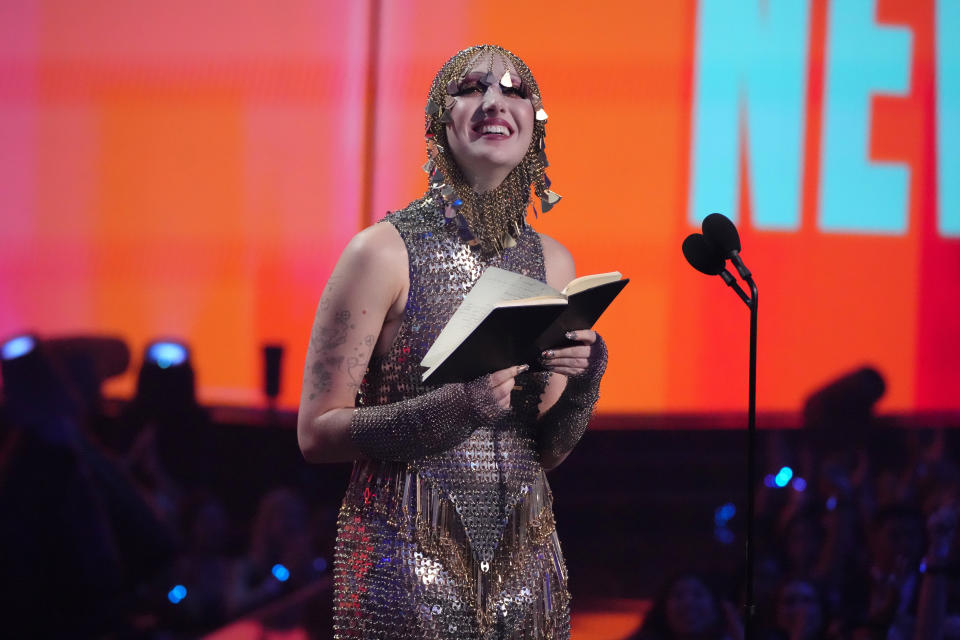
[481, 85, 505, 112]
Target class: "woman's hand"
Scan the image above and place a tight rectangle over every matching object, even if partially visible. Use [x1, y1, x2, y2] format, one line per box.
[539, 330, 600, 377]
[466, 364, 529, 412]
[489, 364, 529, 409]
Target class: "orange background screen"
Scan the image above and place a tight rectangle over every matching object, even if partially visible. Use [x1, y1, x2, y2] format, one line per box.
[1, 0, 957, 414]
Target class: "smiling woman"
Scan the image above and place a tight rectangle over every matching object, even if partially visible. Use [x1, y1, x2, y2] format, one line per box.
[296, 44, 610, 639]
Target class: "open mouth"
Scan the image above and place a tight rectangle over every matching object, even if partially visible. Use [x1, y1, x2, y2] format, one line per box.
[473, 119, 513, 138]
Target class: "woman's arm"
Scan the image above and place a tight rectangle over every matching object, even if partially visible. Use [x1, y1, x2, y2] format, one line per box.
[297, 223, 521, 464]
[296, 223, 408, 463]
[536, 233, 609, 470]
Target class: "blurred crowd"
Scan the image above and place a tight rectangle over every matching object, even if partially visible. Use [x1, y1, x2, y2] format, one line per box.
[0, 337, 333, 638]
[630, 368, 960, 640]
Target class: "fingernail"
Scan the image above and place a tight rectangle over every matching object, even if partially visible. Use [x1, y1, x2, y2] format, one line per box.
[565, 331, 576, 340]
[518, 364, 530, 373]
[541, 350, 554, 359]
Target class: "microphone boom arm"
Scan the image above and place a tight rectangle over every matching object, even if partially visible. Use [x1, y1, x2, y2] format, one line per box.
[720, 269, 752, 307]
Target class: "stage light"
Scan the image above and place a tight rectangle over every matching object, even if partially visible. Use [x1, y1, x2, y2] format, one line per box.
[825, 496, 838, 511]
[763, 474, 776, 488]
[714, 526, 735, 545]
[791, 477, 807, 492]
[147, 342, 188, 369]
[135, 339, 197, 414]
[774, 466, 794, 488]
[168, 585, 187, 604]
[313, 557, 328, 573]
[714, 502, 736, 526]
[272, 564, 290, 582]
[2, 335, 36, 361]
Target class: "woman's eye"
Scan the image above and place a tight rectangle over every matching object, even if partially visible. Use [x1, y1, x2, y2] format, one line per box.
[503, 87, 525, 97]
[456, 84, 483, 95]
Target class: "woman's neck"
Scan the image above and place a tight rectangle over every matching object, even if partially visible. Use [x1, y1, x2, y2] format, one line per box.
[462, 166, 509, 194]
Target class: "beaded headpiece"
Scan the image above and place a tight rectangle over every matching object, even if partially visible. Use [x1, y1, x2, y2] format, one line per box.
[422, 44, 561, 254]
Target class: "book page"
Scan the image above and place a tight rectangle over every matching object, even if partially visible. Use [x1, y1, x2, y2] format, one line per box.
[496, 296, 567, 307]
[421, 267, 559, 367]
[561, 271, 622, 296]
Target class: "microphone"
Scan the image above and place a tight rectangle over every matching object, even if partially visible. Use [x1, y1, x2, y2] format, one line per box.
[702, 213, 752, 280]
[681, 233, 724, 275]
[682, 232, 750, 304]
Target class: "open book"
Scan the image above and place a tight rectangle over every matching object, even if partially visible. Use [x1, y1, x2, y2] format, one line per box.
[420, 267, 628, 383]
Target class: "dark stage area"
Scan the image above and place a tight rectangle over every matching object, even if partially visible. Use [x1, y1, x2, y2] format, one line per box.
[3, 390, 959, 638]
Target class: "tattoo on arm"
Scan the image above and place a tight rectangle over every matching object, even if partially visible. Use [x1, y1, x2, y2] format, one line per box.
[309, 355, 344, 400]
[307, 304, 354, 400]
[346, 335, 376, 387]
[307, 303, 377, 398]
[311, 310, 353, 354]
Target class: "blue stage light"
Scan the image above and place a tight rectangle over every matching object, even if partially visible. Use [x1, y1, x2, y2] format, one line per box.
[763, 474, 776, 488]
[774, 466, 794, 488]
[714, 502, 737, 526]
[714, 526, 735, 545]
[272, 564, 290, 582]
[147, 342, 187, 369]
[313, 557, 329, 573]
[791, 477, 807, 492]
[826, 495, 838, 511]
[721, 502, 736, 520]
[168, 585, 187, 604]
[2, 335, 35, 361]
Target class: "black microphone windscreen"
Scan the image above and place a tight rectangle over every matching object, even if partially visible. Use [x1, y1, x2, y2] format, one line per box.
[702, 212, 741, 255]
[682, 233, 726, 275]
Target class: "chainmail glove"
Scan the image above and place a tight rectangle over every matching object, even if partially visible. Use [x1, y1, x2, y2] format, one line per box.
[349, 376, 505, 462]
[537, 335, 608, 458]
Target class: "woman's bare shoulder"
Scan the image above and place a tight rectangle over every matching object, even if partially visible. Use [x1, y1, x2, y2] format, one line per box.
[339, 221, 408, 273]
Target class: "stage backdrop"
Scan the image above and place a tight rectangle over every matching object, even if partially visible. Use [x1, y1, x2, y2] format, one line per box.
[1, 0, 957, 415]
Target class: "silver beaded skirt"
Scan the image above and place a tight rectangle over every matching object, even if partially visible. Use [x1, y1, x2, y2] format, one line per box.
[333, 196, 571, 639]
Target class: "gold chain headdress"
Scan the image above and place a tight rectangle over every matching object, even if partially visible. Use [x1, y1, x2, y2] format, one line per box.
[422, 44, 561, 254]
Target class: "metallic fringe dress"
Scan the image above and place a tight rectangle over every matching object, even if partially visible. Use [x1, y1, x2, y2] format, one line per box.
[333, 196, 571, 639]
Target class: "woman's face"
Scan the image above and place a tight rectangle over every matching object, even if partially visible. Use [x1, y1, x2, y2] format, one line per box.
[665, 577, 718, 635]
[444, 53, 535, 191]
[775, 580, 822, 636]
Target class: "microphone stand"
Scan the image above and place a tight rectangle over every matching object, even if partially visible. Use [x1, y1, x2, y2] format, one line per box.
[683, 225, 759, 636]
[727, 263, 758, 638]
[744, 275, 757, 638]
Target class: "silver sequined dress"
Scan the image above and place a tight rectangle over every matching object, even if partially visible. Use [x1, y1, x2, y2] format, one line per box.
[333, 195, 571, 639]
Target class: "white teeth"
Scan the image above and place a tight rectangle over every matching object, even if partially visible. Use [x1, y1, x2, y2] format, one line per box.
[479, 125, 509, 135]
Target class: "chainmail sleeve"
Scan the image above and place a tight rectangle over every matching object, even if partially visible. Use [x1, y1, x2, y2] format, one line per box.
[348, 377, 504, 462]
[536, 335, 608, 458]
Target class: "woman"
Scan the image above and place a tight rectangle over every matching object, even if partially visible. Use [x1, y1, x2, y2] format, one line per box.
[297, 45, 607, 639]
